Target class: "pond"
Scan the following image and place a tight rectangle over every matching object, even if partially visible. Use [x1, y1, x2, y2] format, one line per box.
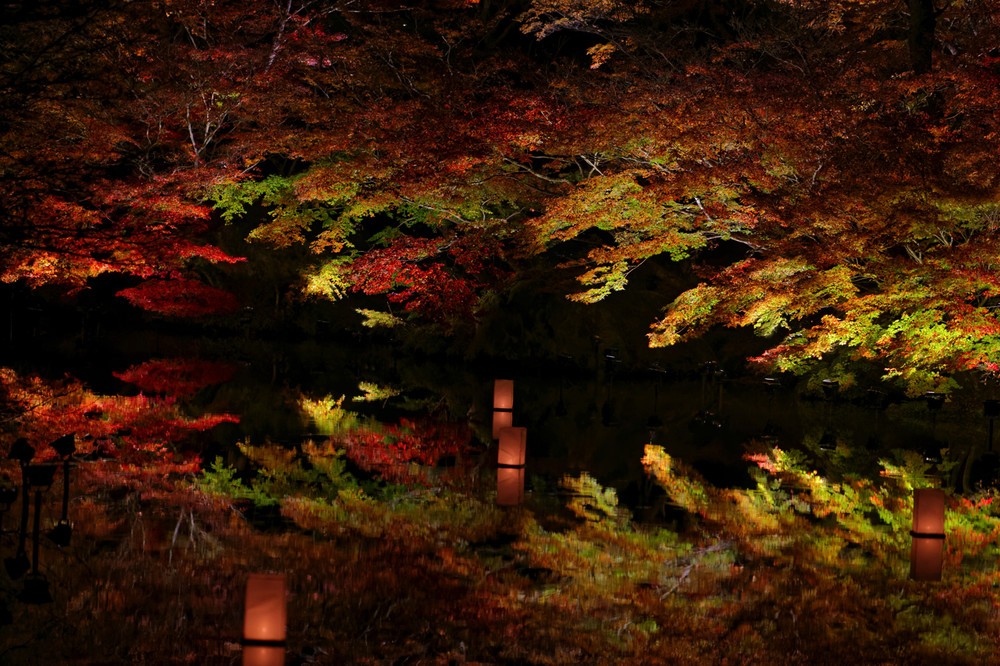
[2, 326, 1000, 664]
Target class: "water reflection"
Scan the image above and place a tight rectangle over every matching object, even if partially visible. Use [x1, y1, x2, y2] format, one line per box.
[910, 488, 946, 582]
[496, 466, 525, 507]
[5, 342, 1000, 504]
[3, 345, 1000, 663]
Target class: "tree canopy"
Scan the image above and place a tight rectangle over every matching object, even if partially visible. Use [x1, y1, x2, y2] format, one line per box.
[4, 0, 1000, 393]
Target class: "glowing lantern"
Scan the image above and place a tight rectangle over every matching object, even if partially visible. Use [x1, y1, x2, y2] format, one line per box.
[243, 645, 285, 666]
[912, 488, 945, 535]
[498, 427, 527, 467]
[497, 466, 525, 506]
[493, 379, 514, 411]
[910, 488, 945, 581]
[243, 573, 287, 644]
[491, 409, 513, 440]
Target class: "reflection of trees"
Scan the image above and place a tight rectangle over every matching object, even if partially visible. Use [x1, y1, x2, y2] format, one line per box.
[300, 394, 475, 487]
[0, 365, 238, 476]
[4, 368, 1000, 663]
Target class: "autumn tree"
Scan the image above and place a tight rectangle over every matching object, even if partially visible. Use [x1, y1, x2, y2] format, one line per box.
[6, 0, 1000, 391]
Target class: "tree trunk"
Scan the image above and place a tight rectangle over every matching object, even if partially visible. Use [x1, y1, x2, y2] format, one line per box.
[908, 0, 936, 74]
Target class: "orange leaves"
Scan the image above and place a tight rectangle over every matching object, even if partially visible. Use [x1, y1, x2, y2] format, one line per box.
[648, 283, 721, 347]
[0, 365, 237, 470]
[338, 418, 473, 487]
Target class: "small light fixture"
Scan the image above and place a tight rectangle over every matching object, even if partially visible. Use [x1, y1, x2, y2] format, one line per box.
[244, 573, 287, 645]
[19, 572, 52, 605]
[493, 379, 514, 411]
[818, 431, 837, 451]
[923, 391, 945, 412]
[51, 433, 76, 459]
[49, 450, 74, 547]
[821, 379, 839, 400]
[8, 438, 34, 465]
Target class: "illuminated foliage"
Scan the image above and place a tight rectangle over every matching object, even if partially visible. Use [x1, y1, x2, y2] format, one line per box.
[0, 366, 237, 479]
[5, 0, 1000, 388]
[4, 366, 1000, 664]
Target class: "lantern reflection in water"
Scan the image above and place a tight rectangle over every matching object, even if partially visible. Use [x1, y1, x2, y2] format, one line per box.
[497, 466, 525, 506]
[497, 426, 527, 506]
[491, 409, 513, 440]
[243, 645, 286, 666]
[244, 572, 287, 641]
[910, 536, 945, 582]
[498, 427, 527, 467]
[910, 488, 945, 581]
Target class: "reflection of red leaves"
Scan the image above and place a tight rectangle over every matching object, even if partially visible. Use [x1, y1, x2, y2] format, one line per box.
[340, 418, 471, 486]
[116, 278, 240, 317]
[0, 368, 237, 468]
[743, 451, 778, 474]
[114, 358, 237, 397]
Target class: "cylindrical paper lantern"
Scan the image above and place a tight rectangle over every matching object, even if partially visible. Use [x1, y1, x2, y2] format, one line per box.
[491, 409, 514, 440]
[243, 645, 285, 666]
[493, 379, 514, 411]
[244, 573, 287, 644]
[910, 536, 944, 582]
[497, 466, 525, 506]
[498, 427, 527, 467]
[912, 488, 945, 535]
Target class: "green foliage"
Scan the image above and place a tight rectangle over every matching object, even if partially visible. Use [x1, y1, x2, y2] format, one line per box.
[562, 472, 630, 526]
[299, 394, 370, 436]
[351, 381, 401, 403]
[648, 283, 721, 346]
[192, 456, 276, 506]
[302, 257, 353, 301]
[355, 307, 405, 328]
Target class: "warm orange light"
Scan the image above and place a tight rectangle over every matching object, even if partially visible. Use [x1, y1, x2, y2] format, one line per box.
[491, 409, 513, 439]
[912, 488, 945, 535]
[493, 379, 514, 411]
[243, 573, 287, 643]
[497, 466, 525, 506]
[243, 645, 286, 666]
[910, 536, 944, 581]
[910, 488, 945, 582]
[498, 427, 527, 467]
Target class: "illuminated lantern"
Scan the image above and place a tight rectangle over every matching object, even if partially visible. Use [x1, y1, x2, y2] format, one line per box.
[493, 379, 514, 411]
[498, 427, 527, 467]
[497, 466, 525, 506]
[910, 488, 945, 581]
[491, 409, 514, 440]
[912, 488, 945, 535]
[243, 573, 287, 644]
[243, 646, 286, 666]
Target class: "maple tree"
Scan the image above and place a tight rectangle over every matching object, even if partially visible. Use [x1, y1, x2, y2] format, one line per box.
[3, 0, 1000, 390]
